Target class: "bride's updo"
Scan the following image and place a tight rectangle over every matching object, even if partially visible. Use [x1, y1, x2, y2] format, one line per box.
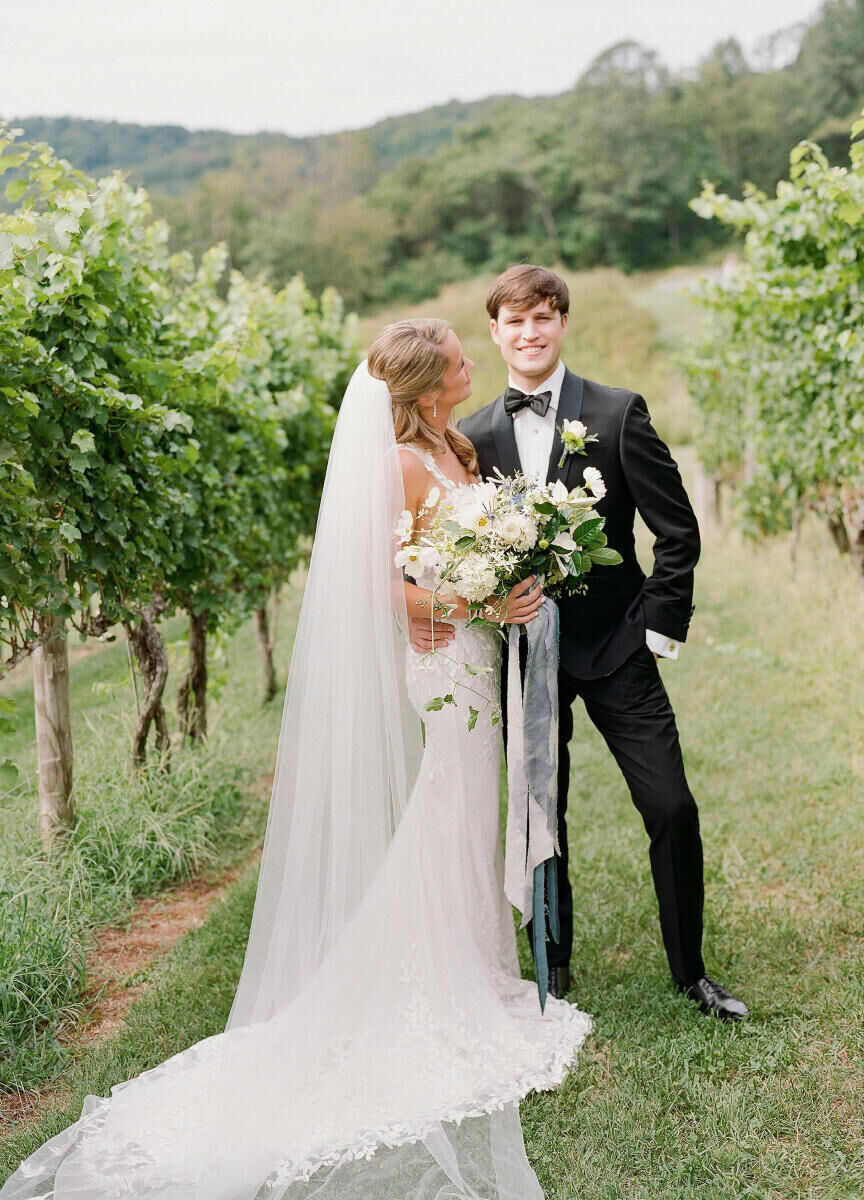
[367, 318, 478, 475]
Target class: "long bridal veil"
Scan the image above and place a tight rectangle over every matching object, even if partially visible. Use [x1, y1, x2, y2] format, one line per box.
[1, 361, 585, 1200]
[228, 360, 423, 1026]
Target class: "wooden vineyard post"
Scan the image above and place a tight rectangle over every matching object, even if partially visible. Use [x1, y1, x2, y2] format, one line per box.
[32, 615, 74, 850]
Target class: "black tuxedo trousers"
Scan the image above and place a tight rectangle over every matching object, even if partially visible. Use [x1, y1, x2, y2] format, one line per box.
[503, 640, 706, 985]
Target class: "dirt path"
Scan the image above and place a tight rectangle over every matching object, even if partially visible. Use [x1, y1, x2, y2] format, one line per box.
[0, 843, 262, 1131]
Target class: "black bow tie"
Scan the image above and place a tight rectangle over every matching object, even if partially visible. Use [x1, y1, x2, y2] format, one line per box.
[503, 387, 552, 418]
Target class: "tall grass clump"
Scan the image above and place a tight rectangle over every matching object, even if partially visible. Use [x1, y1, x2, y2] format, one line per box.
[0, 752, 256, 1092]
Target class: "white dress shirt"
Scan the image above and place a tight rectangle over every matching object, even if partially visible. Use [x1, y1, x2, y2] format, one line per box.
[507, 363, 680, 660]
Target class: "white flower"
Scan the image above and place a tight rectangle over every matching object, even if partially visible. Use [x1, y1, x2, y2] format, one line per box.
[583, 467, 607, 499]
[498, 512, 538, 551]
[549, 479, 570, 505]
[557, 419, 598, 468]
[549, 529, 578, 574]
[450, 552, 498, 603]
[394, 509, 413, 545]
[394, 544, 440, 573]
[422, 486, 440, 511]
[454, 481, 498, 537]
[467, 509, 496, 537]
[562, 418, 587, 442]
[394, 545, 422, 570]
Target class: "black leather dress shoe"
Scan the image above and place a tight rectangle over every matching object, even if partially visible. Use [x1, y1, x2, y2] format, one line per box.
[547, 966, 571, 1000]
[676, 975, 749, 1020]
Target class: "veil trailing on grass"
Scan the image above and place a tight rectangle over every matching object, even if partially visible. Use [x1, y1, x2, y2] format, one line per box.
[0, 360, 588, 1200]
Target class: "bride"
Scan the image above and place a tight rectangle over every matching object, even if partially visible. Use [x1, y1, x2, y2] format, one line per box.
[1, 319, 591, 1200]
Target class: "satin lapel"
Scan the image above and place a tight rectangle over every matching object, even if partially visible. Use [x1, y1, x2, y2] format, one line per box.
[546, 368, 584, 484]
[490, 392, 521, 478]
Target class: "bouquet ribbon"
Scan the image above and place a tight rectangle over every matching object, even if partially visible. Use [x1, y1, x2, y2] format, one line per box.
[503, 596, 561, 1012]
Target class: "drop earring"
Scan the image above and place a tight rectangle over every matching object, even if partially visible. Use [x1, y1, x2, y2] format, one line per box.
[433, 400, 438, 418]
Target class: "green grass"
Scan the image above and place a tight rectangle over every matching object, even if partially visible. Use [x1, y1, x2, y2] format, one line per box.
[520, 503, 864, 1198]
[0, 867, 260, 1177]
[0, 587, 303, 1090]
[3, 511, 861, 1195]
[2, 268, 863, 1195]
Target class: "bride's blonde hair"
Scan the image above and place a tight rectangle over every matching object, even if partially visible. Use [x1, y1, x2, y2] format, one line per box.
[367, 318, 478, 475]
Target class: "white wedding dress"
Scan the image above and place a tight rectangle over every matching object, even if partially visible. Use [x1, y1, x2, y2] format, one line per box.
[1, 377, 590, 1200]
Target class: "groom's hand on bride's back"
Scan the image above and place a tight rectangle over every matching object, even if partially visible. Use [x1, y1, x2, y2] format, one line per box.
[409, 616, 456, 653]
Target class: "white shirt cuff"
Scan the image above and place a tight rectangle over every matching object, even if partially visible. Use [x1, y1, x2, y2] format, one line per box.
[646, 629, 680, 660]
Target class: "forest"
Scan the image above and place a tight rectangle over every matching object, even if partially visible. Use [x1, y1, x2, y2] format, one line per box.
[10, 0, 864, 309]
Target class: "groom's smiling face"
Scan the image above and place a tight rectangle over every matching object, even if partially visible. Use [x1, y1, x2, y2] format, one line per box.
[490, 299, 568, 387]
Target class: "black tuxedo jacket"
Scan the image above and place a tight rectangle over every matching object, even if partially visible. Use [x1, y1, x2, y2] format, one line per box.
[459, 367, 700, 679]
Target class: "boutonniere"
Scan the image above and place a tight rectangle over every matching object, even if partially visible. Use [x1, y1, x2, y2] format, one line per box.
[557, 419, 598, 468]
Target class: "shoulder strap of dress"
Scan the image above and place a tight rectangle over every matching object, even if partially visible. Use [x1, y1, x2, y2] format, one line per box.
[399, 443, 453, 491]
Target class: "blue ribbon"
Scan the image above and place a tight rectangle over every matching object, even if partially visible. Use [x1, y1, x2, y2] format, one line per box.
[505, 598, 561, 1013]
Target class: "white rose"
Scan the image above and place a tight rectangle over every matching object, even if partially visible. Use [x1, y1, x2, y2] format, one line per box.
[499, 513, 537, 550]
[583, 467, 607, 499]
[563, 418, 587, 440]
[499, 517, 524, 545]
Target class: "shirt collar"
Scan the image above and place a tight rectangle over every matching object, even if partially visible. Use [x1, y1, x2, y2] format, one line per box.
[506, 359, 565, 414]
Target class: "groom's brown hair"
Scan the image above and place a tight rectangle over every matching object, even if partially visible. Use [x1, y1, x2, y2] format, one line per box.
[485, 264, 570, 320]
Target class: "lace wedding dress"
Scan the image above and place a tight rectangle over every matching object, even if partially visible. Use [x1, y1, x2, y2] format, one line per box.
[1, 373, 590, 1200]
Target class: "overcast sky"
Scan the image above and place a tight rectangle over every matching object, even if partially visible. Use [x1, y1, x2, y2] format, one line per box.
[3, 0, 824, 137]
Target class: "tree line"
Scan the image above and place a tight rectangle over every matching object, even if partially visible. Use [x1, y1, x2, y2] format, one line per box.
[0, 127, 359, 847]
[15, 1, 864, 311]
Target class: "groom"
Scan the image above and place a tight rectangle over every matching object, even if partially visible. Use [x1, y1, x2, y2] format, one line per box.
[420, 265, 746, 1020]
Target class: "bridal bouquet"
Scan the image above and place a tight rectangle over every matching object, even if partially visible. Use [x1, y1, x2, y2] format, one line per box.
[394, 468, 622, 624]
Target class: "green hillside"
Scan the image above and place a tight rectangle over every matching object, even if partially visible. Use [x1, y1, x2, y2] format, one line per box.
[6, 1, 864, 310]
[13, 98, 520, 193]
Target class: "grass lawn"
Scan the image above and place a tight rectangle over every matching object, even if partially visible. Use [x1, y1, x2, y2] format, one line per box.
[3, 514, 861, 1197]
[0, 590, 302, 1089]
[520, 505, 864, 1198]
[2, 267, 862, 1197]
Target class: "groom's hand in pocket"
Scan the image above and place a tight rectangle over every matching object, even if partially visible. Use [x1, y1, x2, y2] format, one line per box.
[409, 616, 455, 653]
